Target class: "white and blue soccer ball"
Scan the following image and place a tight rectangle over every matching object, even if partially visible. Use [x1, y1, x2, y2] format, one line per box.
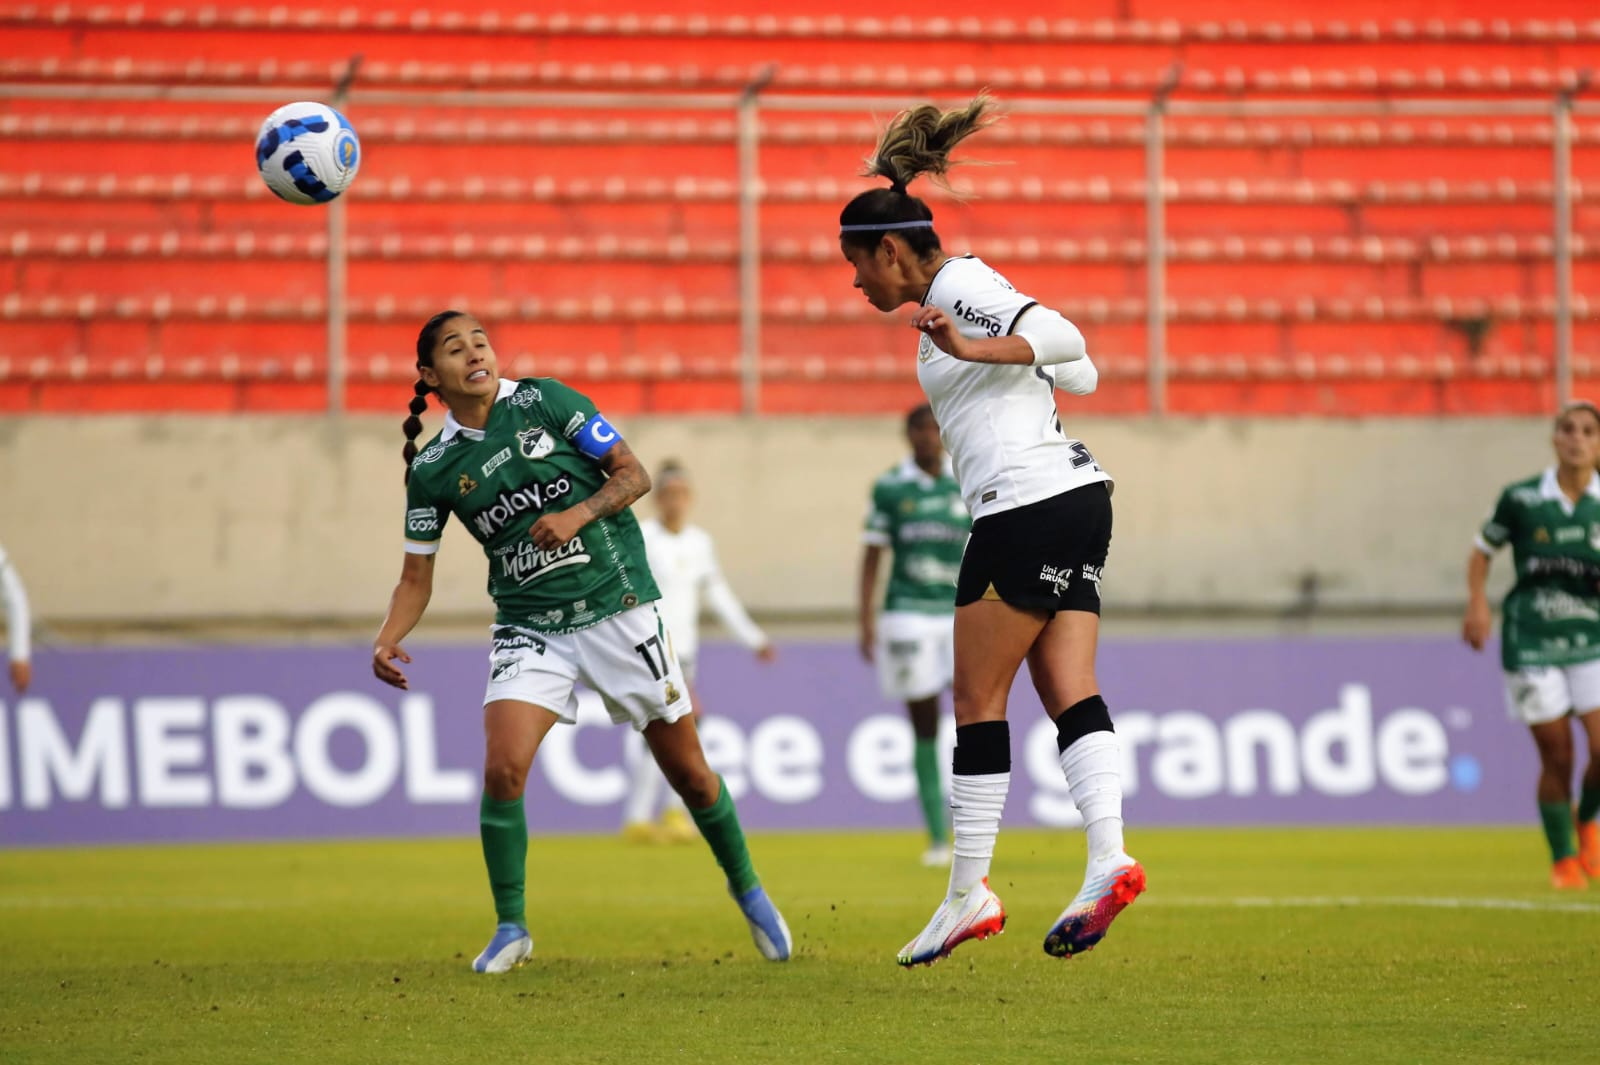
[255, 101, 361, 206]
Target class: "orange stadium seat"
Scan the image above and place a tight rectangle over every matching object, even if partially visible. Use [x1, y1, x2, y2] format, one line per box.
[1, 1, 1596, 414]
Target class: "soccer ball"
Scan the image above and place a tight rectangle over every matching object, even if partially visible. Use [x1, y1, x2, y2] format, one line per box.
[255, 101, 361, 206]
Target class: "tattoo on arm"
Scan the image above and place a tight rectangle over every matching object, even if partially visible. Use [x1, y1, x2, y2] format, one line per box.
[578, 440, 651, 522]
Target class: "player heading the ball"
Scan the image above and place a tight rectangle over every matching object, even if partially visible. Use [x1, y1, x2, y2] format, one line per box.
[836, 93, 1144, 967]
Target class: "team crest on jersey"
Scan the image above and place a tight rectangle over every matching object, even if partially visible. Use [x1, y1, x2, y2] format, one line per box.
[517, 426, 556, 461]
[459, 472, 479, 496]
[918, 334, 934, 363]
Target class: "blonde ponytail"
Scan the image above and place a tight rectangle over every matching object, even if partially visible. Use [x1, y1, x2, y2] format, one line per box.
[861, 93, 997, 193]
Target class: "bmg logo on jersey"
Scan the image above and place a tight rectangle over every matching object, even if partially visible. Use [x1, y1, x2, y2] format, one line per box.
[951, 299, 1003, 338]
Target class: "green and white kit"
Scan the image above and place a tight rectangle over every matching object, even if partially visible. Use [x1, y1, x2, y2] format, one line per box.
[1477, 467, 1600, 724]
[863, 457, 970, 701]
[405, 377, 688, 727]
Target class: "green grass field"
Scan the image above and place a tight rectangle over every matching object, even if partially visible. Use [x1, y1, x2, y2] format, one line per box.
[2, 828, 1597, 1064]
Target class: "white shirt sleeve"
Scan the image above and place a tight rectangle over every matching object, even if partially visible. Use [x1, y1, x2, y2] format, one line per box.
[929, 257, 1038, 341]
[0, 544, 31, 663]
[1049, 351, 1099, 395]
[1013, 304, 1088, 367]
[700, 539, 768, 651]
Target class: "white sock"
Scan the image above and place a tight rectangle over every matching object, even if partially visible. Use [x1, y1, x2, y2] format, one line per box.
[1059, 732, 1125, 860]
[947, 772, 1009, 896]
[622, 733, 660, 825]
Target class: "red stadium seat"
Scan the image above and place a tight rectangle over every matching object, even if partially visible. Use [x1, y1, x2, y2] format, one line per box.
[2, 2, 1596, 414]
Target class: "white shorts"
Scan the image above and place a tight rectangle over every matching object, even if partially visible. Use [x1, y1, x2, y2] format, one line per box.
[876, 610, 955, 703]
[485, 604, 694, 731]
[1503, 660, 1600, 726]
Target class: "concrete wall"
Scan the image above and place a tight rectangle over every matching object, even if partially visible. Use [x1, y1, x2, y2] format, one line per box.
[0, 414, 1541, 624]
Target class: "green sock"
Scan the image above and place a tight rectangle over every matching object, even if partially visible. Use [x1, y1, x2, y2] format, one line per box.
[1539, 800, 1577, 862]
[689, 776, 760, 896]
[1578, 784, 1600, 825]
[479, 792, 528, 926]
[913, 737, 948, 845]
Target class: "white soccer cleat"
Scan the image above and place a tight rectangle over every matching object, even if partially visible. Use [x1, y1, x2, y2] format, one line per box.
[471, 922, 533, 974]
[896, 877, 1006, 968]
[920, 842, 953, 868]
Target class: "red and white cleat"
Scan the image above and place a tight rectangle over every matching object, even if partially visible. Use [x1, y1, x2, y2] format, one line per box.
[1043, 855, 1146, 959]
[896, 877, 1007, 968]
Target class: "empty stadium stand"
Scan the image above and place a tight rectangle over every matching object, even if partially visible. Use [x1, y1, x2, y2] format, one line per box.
[0, 1, 1596, 414]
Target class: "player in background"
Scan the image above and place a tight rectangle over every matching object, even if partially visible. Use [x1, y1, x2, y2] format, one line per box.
[858, 405, 966, 866]
[837, 94, 1143, 967]
[624, 461, 775, 843]
[372, 311, 791, 971]
[0, 541, 31, 693]
[1464, 401, 1600, 889]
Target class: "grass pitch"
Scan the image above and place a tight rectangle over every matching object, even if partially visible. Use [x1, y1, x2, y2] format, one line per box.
[2, 827, 1597, 1064]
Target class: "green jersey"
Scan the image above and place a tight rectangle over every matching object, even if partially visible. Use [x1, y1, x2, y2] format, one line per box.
[404, 377, 658, 634]
[1478, 467, 1600, 670]
[863, 458, 970, 615]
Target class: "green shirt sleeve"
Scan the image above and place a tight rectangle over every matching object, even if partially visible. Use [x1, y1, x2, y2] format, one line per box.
[1478, 488, 1517, 552]
[404, 466, 448, 554]
[863, 479, 892, 546]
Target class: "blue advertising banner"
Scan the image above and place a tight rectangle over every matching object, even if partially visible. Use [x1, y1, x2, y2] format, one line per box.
[0, 637, 1531, 846]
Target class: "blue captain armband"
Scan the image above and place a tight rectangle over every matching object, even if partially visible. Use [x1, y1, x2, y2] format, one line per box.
[573, 412, 621, 460]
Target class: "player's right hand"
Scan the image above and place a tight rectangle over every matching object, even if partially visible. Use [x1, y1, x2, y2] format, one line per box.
[858, 625, 875, 663]
[373, 643, 412, 689]
[1461, 601, 1491, 652]
[9, 659, 30, 693]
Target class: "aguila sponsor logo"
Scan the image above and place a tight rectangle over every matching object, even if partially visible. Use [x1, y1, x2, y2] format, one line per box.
[498, 537, 591, 585]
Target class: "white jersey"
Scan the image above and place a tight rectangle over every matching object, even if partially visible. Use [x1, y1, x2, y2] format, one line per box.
[639, 519, 767, 665]
[916, 255, 1112, 521]
[0, 541, 30, 663]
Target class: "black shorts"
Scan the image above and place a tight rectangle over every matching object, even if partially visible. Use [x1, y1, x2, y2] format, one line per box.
[955, 483, 1112, 615]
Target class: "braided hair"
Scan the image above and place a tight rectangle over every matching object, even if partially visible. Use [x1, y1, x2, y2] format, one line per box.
[403, 310, 467, 485]
[838, 93, 997, 257]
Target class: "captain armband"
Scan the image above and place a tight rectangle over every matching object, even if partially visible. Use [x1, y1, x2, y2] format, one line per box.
[1015, 306, 1088, 367]
[572, 413, 621, 460]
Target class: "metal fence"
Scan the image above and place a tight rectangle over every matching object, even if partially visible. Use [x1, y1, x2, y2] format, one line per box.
[3, 78, 1595, 414]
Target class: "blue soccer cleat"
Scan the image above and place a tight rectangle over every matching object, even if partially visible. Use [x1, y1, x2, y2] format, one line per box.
[471, 922, 532, 974]
[732, 884, 793, 962]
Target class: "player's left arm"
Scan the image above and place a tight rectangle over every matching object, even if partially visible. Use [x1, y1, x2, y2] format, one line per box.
[702, 542, 773, 660]
[530, 428, 651, 550]
[912, 303, 1087, 367]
